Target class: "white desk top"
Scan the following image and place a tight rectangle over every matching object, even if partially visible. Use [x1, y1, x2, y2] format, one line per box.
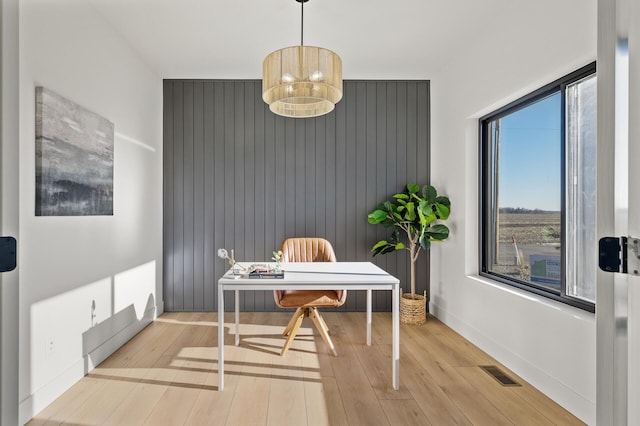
[219, 261, 399, 289]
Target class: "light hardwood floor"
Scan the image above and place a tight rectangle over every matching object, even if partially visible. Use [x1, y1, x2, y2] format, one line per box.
[28, 312, 585, 425]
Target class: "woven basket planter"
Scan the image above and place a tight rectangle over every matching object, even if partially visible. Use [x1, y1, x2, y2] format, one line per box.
[400, 289, 427, 325]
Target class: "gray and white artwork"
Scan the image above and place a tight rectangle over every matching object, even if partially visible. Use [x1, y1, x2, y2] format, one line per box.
[35, 87, 114, 216]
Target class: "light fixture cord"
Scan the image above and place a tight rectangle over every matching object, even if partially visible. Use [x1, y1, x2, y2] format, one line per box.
[300, 0, 304, 46]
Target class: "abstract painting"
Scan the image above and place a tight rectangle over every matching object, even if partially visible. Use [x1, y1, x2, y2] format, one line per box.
[35, 87, 114, 216]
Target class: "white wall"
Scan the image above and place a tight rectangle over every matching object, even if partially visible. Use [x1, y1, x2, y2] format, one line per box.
[430, 1, 597, 424]
[18, 0, 163, 423]
[1, 0, 21, 423]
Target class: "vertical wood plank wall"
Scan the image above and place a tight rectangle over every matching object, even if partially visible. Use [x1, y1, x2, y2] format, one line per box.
[163, 80, 430, 312]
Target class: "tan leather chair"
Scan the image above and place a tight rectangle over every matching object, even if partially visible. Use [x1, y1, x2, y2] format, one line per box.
[274, 238, 346, 356]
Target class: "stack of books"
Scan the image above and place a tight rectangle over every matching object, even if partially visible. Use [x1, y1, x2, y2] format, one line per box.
[248, 264, 284, 279]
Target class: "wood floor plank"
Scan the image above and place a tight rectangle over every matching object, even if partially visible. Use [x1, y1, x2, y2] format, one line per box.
[339, 312, 413, 400]
[399, 346, 473, 425]
[101, 316, 203, 425]
[99, 313, 182, 369]
[143, 386, 202, 426]
[297, 317, 348, 425]
[456, 366, 557, 425]
[299, 333, 334, 380]
[27, 377, 106, 424]
[267, 339, 307, 426]
[355, 310, 394, 343]
[184, 342, 247, 425]
[102, 377, 169, 425]
[329, 324, 391, 425]
[508, 380, 587, 425]
[96, 313, 209, 425]
[419, 358, 513, 425]
[303, 377, 349, 426]
[60, 377, 137, 425]
[224, 312, 273, 425]
[27, 312, 584, 426]
[379, 398, 433, 425]
[402, 318, 485, 367]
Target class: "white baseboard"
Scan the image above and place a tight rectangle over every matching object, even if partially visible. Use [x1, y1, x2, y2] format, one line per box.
[431, 303, 595, 425]
[156, 299, 164, 316]
[85, 304, 155, 370]
[18, 357, 85, 426]
[19, 304, 157, 425]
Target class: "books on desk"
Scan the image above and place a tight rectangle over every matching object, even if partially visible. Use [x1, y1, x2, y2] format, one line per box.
[247, 264, 284, 279]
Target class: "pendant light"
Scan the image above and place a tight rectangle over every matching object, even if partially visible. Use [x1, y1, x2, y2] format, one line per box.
[262, 0, 343, 118]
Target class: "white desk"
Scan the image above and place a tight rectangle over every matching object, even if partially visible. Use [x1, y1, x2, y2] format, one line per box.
[217, 262, 400, 391]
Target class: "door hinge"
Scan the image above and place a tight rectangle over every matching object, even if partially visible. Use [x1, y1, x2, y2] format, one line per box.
[599, 236, 640, 275]
[0, 236, 17, 272]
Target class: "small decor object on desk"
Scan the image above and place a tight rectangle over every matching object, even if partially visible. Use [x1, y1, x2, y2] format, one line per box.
[272, 250, 283, 272]
[248, 264, 284, 279]
[217, 248, 247, 278]
[368, 184, 451, 325]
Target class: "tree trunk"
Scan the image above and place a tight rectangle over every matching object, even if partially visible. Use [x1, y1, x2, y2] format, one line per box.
[409, 243, 416, 298]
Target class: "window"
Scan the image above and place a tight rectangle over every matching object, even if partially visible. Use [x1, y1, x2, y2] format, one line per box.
[480, 63, 596, 312]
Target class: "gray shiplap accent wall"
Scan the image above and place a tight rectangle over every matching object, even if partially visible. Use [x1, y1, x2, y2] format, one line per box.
[163, 80, 430, 312]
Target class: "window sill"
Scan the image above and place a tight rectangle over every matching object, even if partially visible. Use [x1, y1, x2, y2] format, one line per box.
[467, 274, 595, 320]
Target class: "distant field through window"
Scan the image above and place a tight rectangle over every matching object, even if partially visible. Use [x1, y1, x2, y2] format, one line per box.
[480, 63, 596, 312]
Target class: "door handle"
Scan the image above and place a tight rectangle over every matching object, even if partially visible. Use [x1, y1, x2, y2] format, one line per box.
[0, 236, 16, 272]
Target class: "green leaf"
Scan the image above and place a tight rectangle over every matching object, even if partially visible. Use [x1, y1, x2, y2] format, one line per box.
[393, 193, 409, 200]
[426, 224, 450, 241]
[421, 208, 437, 225]
[372, 240, 389, 250]
[371, 240, 391, 256]
[435, 196, 451, 208]
[423, 185, 437, 203]
[407, 183, 420, 194]
[395, 242, 405, 250]
[419, 235, 431, 251]
[417, 205, 426, 224]
[381, 245, 397, 255]
[367, 209, 388, 224]
[434, 203, 450, 220]
[371, 247, 385, 256]
[404, 202, 416, 221]
[381, 218, 396, 227]
[371, 239, 400, 256]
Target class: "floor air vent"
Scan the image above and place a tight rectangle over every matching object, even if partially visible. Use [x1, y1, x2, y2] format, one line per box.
[479, 365, 521, 386]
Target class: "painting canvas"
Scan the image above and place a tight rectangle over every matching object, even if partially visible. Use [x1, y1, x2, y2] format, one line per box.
[35, 87, 114, 216]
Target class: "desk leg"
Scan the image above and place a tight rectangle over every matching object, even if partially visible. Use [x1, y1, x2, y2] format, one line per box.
[366, 289, 372, 346]
[218, 283, 225, 391]
[392, 283, 399, 390]
[235, 290, 240, 346]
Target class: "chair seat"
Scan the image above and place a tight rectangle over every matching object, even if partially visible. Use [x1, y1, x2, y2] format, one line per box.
[278, 290, 343, 308]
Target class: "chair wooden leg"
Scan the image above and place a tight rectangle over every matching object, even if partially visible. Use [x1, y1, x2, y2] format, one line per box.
[309, 308, 338, 356]
[314, 308, 332, 336]
[281, 310, 304, 356]
[282, 307, 304, 336]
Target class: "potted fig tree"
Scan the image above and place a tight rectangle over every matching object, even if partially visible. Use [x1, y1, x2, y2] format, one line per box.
[367, 183, 451, 324]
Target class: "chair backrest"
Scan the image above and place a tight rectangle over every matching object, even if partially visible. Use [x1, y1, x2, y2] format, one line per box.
[279, 238, 337, 263]
[274, 238, 345, 307]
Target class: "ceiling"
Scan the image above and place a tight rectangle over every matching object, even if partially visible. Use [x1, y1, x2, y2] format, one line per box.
[88, 0, 520, 80]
